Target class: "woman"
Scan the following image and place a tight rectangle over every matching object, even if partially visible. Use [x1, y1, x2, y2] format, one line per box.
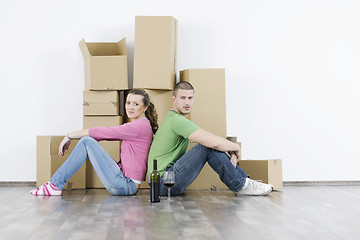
[31, 89, 158, 196]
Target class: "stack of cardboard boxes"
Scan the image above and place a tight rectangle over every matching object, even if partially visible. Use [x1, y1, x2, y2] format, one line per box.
[181, 68, 229, 190]
[179, 69, 283, 190]
[36, 16, 283, 191]
[133, 16, 177, 188]
[133, 16, 177, 124]
[79, 38, 128, 188]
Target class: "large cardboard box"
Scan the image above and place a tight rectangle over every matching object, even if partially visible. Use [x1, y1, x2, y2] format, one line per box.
[180, 68, 227, 138]
[186, 142, 241, 190]
[83, 90, 120, 116]
[238, 160, 283, 190]
[83, 116, 123, 188]
[36, 136, 85, 189]
[133, 16, 177, 90]
[145, 89, 173, 124]
[79, 38, 128, 90]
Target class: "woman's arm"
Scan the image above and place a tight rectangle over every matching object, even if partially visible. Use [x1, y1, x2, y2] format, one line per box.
[67, 129, 89, 139]
[58, 129, 89, 156]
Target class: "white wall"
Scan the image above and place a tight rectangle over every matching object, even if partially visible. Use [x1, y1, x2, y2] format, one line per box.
[1, 0, 359, 182]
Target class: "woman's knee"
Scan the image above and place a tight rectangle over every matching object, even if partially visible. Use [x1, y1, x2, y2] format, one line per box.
[108, 188, 137, 196]
[78, 136, 96, 144]
[107, 184, 138, 196]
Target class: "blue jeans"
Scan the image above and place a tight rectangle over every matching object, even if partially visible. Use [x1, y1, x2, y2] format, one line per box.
[50, 136, 138, 196]
[160, 144, 249, 196]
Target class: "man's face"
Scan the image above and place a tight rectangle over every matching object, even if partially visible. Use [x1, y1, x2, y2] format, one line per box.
[172, 89, 194, 116]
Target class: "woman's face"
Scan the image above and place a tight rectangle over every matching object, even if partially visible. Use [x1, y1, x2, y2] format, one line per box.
[125, 94, 148, 121]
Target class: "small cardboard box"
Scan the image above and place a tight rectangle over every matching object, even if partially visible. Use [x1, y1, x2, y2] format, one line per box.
[83, 116, 123, 188]
[145, 89, 173, 124]
[133, 16, 178, 90]
[83, 90, 120, 116]
[139, 181, 150, 189]
[238, 160, 283, 190]
[180, 68, 227, 138]
[186, 142, 241, 190]
[36, 136, 85, 189]
[79, 38, 128, 90]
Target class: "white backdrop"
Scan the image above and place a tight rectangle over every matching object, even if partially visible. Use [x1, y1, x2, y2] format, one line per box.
[1, 0, 359, 182]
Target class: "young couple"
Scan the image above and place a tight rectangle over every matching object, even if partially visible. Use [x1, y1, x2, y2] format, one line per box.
[32, 84, 272, 197]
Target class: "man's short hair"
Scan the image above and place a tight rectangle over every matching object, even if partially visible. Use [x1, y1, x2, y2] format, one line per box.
[173, 81, 194, 96]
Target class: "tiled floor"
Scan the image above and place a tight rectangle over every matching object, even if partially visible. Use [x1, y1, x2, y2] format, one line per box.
[0, 186, 359, 240]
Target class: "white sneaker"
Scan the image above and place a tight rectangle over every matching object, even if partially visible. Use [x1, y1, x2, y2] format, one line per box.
[236, 179, 273, 196]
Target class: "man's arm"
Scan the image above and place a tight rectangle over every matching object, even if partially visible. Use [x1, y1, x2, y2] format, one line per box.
[188, 128, 240, 158]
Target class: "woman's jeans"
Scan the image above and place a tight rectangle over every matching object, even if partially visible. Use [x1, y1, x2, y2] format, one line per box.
[50, 136, 138, 196]
[160, 144, 249, 196]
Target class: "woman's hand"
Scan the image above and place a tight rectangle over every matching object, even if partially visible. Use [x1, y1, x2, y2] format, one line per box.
[58, 129, 89, 156]
[59, 136, 71, 156]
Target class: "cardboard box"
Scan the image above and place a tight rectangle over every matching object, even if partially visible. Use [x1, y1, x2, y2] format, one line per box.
[139, 181, 150, 189]
[133, 16, 177, 90]
[186, 142, 241, 190]
[145, 89, 173, 124]
[83, 115, 124, 130]
[238, 160, 283, 190]
[36, 136, 85, 189]
[83, 91, 120, 116]
[180, 68, 227, 138]
[83, 116, 123, 188]
[79, 38, 128, 90]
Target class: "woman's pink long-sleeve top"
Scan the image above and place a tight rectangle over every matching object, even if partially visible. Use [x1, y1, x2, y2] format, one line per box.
[88, 118, 153, 181]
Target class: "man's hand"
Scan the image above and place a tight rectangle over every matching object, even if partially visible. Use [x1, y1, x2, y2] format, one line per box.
[59, 137, 71, 156]
[232, 149, 241, 160]
[228, 151, 239, 167]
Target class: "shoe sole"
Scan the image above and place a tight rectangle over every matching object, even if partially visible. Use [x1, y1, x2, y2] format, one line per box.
[236, 187, 273, 196]
[261, 187, 273, 196]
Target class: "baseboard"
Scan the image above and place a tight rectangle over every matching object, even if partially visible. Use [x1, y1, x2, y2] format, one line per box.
[1, 181, 360, 188]
[284, 181, 360, 186]
[0, 181, 36, 187]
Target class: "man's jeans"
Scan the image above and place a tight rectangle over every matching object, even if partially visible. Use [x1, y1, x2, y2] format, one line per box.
[160, 143, 249, 196]
[50, 136, 138, 196]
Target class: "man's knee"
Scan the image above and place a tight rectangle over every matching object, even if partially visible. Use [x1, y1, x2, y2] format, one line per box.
[194, 143, 227, 157]
[192, 143, 212, 152]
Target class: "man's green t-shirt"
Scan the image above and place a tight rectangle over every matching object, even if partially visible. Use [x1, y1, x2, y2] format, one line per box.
[147, 110, 200, 176]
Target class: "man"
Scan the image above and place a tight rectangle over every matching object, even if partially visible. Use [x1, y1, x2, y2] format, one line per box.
[147, 81, 273, 196]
